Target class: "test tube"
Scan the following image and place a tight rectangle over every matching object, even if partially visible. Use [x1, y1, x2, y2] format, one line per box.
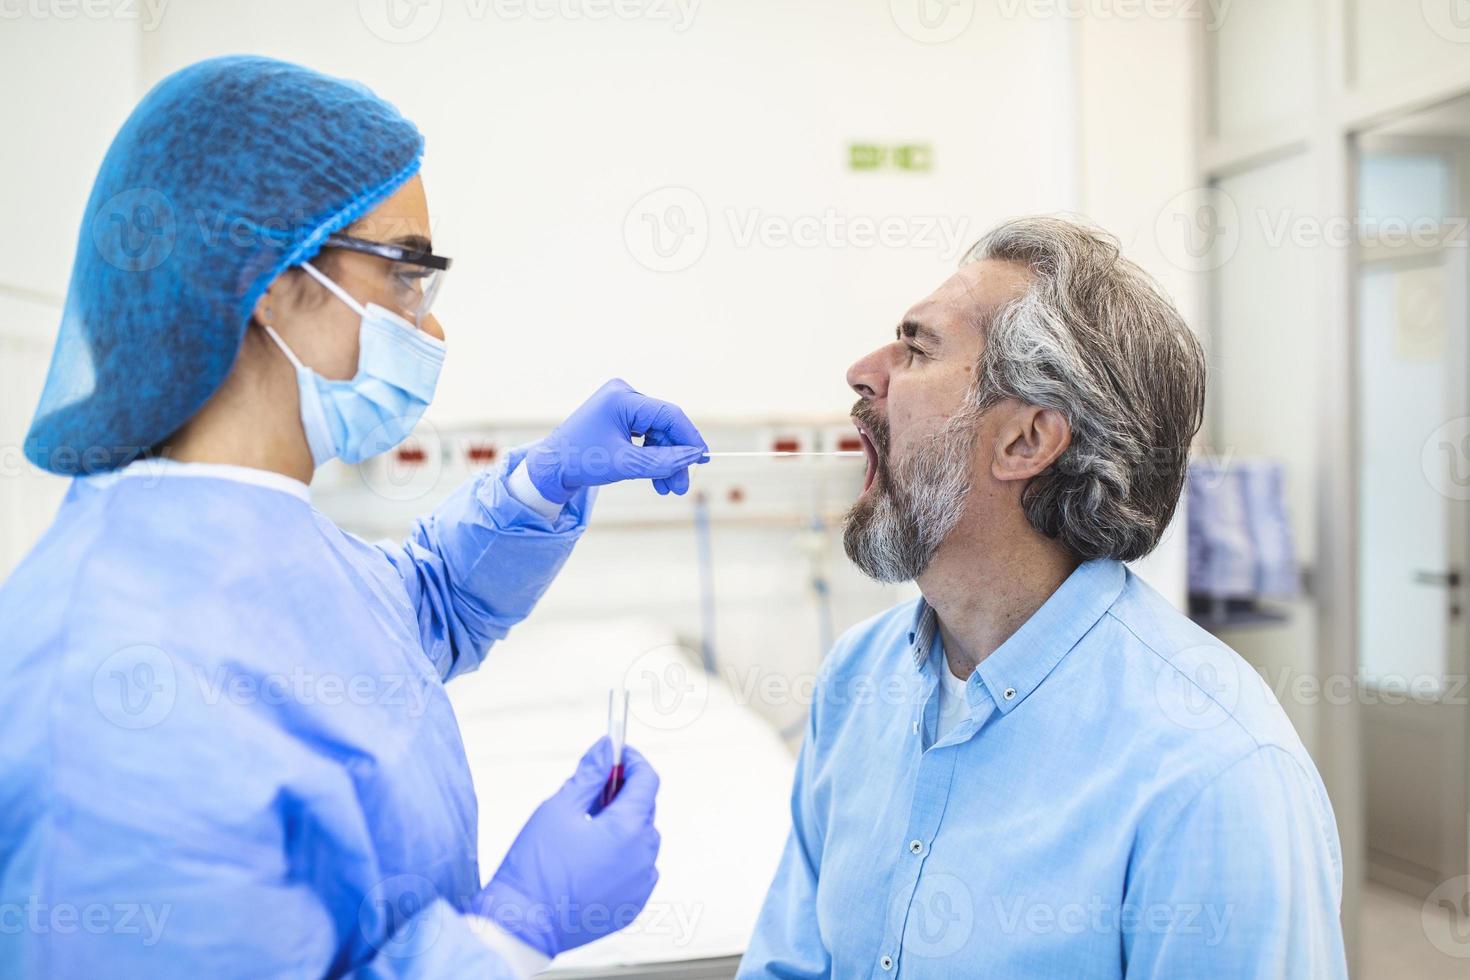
[600, 688, 630, 809]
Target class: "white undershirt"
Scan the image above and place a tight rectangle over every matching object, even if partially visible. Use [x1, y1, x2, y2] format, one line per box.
[935, 644, 972, 744]
[505, 459, 564, 520]
[85, 457, 312, 501]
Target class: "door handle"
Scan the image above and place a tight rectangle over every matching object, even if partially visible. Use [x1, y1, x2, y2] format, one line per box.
[1413, 569, 1462, 587]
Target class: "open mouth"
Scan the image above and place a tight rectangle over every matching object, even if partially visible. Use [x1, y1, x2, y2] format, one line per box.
[854, 422, 879, 494]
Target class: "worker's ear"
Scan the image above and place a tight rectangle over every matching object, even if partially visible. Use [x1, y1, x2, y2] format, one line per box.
[989, 401, 1070, 483]
[251, 279, 284, 330]
[251, 296, 271, 330]
[251, 268, 318, 328]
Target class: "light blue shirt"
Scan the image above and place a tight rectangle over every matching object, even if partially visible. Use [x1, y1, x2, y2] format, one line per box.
[739, 559, 1346, 979]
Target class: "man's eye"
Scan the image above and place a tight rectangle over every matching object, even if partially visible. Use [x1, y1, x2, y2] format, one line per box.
[906, 344, 925, 360]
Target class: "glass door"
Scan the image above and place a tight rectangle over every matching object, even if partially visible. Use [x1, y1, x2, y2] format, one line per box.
[1356, 96, 1470, 897]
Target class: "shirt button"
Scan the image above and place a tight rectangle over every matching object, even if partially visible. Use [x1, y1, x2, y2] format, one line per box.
[1003, 687, 1017, 700]
[909, 839, 924, 855]
[912, 721, 920, 735]
[880, 954, 894, 970]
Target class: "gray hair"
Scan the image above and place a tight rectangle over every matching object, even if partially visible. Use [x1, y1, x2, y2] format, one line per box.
[961, 216, 1205, 562]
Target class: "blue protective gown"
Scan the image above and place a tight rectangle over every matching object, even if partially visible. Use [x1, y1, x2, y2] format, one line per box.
[0, 447, 590, 977]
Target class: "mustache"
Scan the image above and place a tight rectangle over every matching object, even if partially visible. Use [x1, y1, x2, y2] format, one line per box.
[850, 399, 890, 458]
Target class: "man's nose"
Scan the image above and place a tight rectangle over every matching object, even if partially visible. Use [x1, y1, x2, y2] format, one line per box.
[846, 347, 889, 401]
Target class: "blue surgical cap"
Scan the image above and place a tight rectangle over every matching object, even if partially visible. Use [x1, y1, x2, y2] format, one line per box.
[24, 55, 424, 475]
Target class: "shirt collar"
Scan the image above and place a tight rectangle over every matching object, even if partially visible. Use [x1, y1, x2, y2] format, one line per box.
[83, 457, 312, 503]
[908, 600, 940, 664]
[908, 558, 1127, 715]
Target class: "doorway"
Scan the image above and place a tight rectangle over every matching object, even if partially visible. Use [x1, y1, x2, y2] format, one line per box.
[1355, 93, 1470, 899]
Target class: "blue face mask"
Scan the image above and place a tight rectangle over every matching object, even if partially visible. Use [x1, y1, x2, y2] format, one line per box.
[264, 262, 446, 467]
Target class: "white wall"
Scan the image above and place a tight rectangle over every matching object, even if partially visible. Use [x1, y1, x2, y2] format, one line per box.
[0, 15, 143, 569]
[134, 0, 1078, 425]
[1351, 0, 1470, 89]
[1, 3, 1197, 611]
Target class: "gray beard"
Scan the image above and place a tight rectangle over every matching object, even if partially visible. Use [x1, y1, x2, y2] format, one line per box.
[843, 417, 975, 583]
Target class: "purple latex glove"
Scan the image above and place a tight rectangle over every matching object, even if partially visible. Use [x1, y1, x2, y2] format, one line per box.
[474, 738, 661, 958]
[526, 379, 707, 504]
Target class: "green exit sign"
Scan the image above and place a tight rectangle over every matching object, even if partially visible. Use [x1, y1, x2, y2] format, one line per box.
[848, 143, 934, 173]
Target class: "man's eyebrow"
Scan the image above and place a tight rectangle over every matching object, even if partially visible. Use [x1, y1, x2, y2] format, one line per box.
[896, 319, 943, 345]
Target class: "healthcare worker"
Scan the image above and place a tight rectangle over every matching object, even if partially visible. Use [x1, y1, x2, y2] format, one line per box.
[0, 56, 705, 977]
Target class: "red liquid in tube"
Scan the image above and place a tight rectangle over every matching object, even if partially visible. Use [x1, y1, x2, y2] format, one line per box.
[600, 763, 625, 809]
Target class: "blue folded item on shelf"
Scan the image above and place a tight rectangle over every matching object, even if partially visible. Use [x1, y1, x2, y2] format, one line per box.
[1187, 457, 1298, 601]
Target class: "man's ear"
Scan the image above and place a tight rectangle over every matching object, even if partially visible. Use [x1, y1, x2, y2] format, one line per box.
[990, 403, 1071, 483]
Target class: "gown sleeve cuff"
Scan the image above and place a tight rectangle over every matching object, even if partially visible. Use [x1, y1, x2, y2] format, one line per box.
[505, 459, 564, 522]
[464, 916, 554, 978]
[474, 443, 594, 536]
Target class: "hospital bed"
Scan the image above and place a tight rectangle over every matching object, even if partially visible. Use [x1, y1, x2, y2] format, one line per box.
[448, 615, 798, 978]
[317, 419, 913, 750]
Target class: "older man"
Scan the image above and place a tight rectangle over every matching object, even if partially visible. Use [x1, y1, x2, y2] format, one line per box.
[737, 217, 1346, 978]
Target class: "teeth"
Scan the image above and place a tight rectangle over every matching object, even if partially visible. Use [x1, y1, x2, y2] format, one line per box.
[854, 425, 878, 493]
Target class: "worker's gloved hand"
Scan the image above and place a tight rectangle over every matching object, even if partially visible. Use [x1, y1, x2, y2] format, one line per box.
[526, 379, 707, 504]
[474, 738, 661, 958]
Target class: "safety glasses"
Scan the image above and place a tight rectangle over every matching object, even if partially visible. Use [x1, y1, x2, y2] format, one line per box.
[323, 233, 453, 328]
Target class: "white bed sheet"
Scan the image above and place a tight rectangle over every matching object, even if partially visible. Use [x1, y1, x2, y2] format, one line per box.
[448, 616, 796, 972]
